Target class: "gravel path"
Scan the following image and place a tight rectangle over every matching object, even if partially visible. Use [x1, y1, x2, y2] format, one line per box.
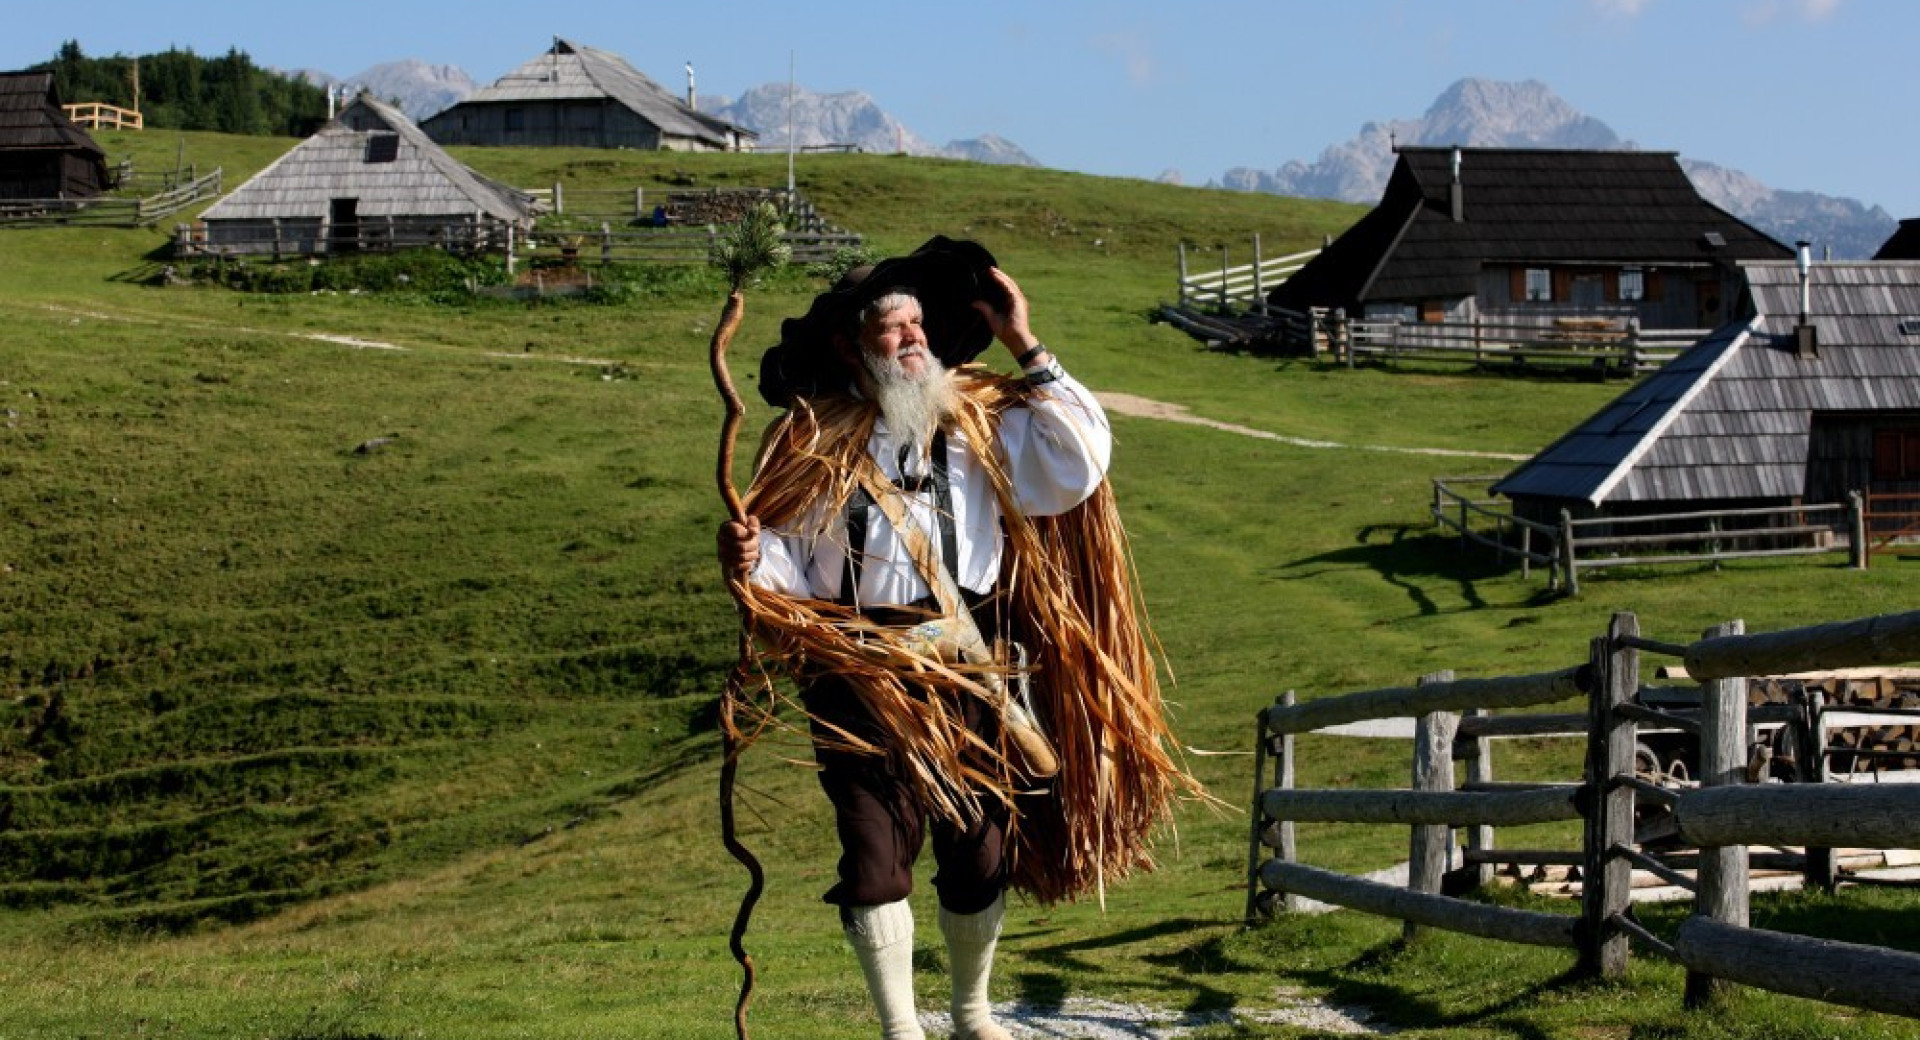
[1100, 392, 1530, 462]
[921, 991, 1393, 1037]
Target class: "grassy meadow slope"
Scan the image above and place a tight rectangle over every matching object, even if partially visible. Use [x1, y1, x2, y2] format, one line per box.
[1, 134, 1916, 1039]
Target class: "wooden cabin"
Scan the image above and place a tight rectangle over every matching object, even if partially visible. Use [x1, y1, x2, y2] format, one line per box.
[197, 93, 538, 255]
[1873, 218, 1920, 260]
[0, 71, 110, 199]
[1268, 147, 1791, 333]
[1493, 259, 1920, 524]
[421, 39, 755, 152]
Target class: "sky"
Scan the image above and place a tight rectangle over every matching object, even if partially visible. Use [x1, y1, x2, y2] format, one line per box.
[5, 0, 1915, 218]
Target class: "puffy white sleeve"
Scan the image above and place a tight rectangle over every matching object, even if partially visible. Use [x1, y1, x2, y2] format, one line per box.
[995, 367, 1113, 517]
[747, 498, 833, 598]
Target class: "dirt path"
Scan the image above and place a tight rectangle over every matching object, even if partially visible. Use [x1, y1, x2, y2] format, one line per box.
[1100, 391, 1529, 462]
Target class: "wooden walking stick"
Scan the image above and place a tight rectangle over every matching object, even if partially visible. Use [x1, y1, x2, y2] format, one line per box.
[706, 204, 789, 1040]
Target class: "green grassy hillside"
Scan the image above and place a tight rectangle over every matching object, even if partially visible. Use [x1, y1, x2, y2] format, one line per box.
[1, 136, 1914, 1039]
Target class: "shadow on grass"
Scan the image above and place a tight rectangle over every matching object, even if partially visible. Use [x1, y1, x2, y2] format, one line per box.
[1274, 524, 1562, 616]
[1306, 936, 1600, 1037]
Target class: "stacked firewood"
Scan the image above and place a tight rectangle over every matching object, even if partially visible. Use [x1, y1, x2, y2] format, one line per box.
[1751, 673, 1920, 771]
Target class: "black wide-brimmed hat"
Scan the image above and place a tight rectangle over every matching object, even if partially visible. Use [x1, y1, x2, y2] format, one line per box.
[758, 235, 1002, 406]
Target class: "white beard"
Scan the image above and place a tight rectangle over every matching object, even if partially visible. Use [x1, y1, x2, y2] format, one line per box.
[864, 350, 954, 458]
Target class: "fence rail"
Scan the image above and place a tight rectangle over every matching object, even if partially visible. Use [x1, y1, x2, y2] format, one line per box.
[1250, 607, 1920, 1017]
[1867, 491, 1920, 560]
[0, 167, 221, 227]
[64, 102, 143, 130]
[1176, 237, 1320, 308]
[1429, 477, 1872, 593]
[1294, 310, 1704, 374]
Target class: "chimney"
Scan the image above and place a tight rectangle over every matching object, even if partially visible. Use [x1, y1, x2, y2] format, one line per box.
[1794, 240, 1819, 360]
[1449, 146, 1464, 222]
[685, 61, 696, 109]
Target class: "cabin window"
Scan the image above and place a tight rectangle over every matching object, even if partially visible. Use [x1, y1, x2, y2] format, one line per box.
[365, 134, 400, 163]
[1420, 300, 1445, 323]
[1619, 268, 1646, 302]
[1874, 429, 1920, 481]
[1524, 267, 1553, 302]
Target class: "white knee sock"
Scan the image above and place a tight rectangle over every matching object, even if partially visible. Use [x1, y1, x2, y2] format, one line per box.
[939, 895, 1012, 1040]
[845, 899, 925, 1040]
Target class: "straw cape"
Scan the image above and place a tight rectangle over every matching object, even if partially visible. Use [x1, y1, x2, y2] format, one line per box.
[725, 366, 1202, 905]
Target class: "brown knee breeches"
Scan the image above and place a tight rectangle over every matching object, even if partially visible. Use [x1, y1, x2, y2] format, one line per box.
[804, 670, 1008, 915]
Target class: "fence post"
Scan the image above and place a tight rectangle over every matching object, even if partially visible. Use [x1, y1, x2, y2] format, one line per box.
[1627, 317, 1642, 373]
[1218, 244, 1230, 310]
[1177, 242, 1189, 307]
[1521, 525, 1533, 581]
[1687, 619, 1750, 1009]
[1803, 690, 1838, 892]
[1337, 309, 1352, 369]
[552, 181, 564, 215]
[1850, 489, 1868, 569]
[1247, 691, 1298, 922]
[1464, 707, 1495, 890]
[601, 222, 612, 264]
[634, 186, 644, 220]
[1579, 611, 1639, 979]
[1251, 233, 1264, 304]
[505, 224, 516, 277]
[1559, 509, 1579, 596]
[1406, 673, 1458, 941]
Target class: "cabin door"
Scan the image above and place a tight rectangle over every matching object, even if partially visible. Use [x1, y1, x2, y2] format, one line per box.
[1694, 277, 1723, 327]
[329, 198, 360, 253]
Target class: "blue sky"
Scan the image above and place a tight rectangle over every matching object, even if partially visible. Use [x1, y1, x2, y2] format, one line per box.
[5, 0, 1914, 218]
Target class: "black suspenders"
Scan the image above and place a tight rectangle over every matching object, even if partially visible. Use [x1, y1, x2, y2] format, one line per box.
[838, 430, 958, 605]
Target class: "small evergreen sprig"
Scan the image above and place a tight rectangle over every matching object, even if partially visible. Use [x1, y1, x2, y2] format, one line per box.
[708, 202, 791, 292]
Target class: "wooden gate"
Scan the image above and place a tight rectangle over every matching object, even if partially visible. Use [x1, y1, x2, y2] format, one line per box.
[1865, 491, 1920, 561]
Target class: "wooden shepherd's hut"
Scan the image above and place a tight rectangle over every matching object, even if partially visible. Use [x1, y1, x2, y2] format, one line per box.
[421, 39, 755, 152]
[1494, 259, 1920, 525]
[1269, 147, 1791, 333]
[197, 93, 538, 255]
[0, 70, 111, 199]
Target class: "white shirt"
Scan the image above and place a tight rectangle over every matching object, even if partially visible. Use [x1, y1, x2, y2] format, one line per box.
[751, 369, 1111, 607]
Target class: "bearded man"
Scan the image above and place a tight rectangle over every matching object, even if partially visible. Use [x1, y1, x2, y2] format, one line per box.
[717, 237, 1192, 1040]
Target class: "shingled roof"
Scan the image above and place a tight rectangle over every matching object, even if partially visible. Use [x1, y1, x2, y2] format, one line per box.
[201, 93, 536, 223]
[453, 39, 752, 150]
[0, 70, 104, 156]
[1270, 147, 1790, 313]
[1492, 260, 1920, 507]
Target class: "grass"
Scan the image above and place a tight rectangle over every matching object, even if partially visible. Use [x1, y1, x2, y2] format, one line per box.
[1, 139, 1916, 1039]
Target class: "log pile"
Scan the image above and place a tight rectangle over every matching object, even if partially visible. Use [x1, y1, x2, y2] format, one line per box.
[1751, 672, 1920, 771]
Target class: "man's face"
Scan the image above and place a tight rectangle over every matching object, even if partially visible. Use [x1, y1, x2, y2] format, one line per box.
[857, 296, 932, 380]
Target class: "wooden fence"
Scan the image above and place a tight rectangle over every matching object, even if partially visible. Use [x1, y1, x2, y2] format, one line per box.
[173, 219, 864, 271]
[0, 167, 221, 228]
[1430, 477, 1871, 594]
[1176, 236, 1320, 308]
[1250, 608, 1920, 1016]
[1301, 309, 1704, 374]
[524, 184, 854, 236]
[64, 102, 144, 131]
[1867, 492, 1920, 562]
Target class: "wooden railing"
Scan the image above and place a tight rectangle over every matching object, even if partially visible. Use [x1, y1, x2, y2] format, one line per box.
[1303, 311, 1705, 374]
[63, 102, 143, 130]
[0, 167, 220, 228]
[1429, 478, 1870, 594]
[1251, 608, 1920, 1016]
[1866, 491, 1920, 561]
[1176, 236, 1319, 308]
[172, 219, 863, 269]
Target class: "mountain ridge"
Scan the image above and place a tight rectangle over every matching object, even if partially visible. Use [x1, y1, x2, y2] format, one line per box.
[292, 62, 1892, 257]
[1218, 77, 1894, 259]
